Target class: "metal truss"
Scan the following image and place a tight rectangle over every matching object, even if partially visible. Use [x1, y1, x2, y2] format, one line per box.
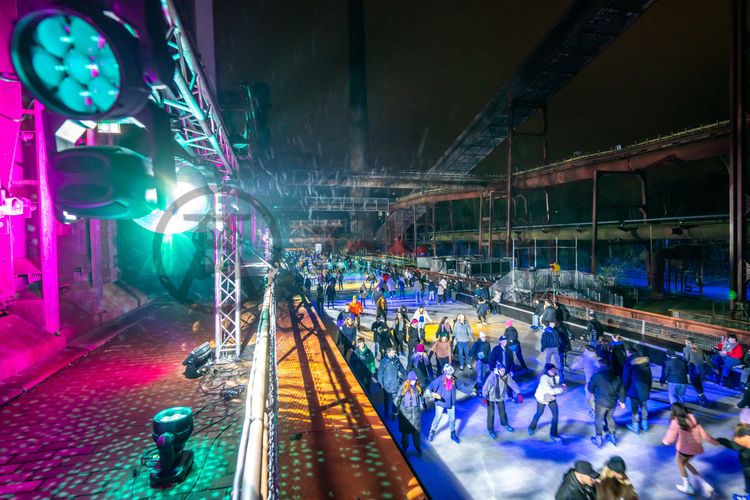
[287, 219, 345, 240]
[306, 196, 390, 212]
[158, 1, 242, 361]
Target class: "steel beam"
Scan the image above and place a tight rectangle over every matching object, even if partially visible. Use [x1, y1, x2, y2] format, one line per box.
[392, 189, 495, 210]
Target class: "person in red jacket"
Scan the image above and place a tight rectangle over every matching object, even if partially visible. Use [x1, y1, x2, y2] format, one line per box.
[349, 295, 364, 328]
[712, 334, 744, 387]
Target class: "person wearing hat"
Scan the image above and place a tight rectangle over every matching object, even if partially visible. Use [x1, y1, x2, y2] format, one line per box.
[504, 320, 528, 372]
[426, 363, 476, 443]
[529, 363, 566, 443]
[660, 348, 689, 405]
[395, 371, 425, 456]
[596, 456, 638, 499]
[541, 323, 563, 383]
[407, 342, 433, 388]
[471, 331, 492, 389]
[482, 362, 522, 438]
[407, 318, 420, 357]
[489, 336, 515, 380]
[554, 460, 598, 500]
[586, 312, 604, 347]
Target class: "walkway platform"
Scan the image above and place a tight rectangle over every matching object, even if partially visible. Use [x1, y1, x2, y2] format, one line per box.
[275, 295, 424, 499]
[321, 272, 747, 499]
[0, 300, 251, 499]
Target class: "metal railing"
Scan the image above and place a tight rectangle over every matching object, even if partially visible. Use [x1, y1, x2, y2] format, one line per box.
[232, 271, 278, 500]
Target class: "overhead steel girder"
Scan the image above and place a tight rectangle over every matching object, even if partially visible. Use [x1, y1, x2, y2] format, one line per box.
[514, 122, 731, 189]
[429, 0, 656, 175]
[306, 196, 390, 212]
[390, 189, 500, 210]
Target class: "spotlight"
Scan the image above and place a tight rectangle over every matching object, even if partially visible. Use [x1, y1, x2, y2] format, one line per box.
[182, 342, 213, 379]
[150, 407, 194, 486]
[11, 1, 173, 120]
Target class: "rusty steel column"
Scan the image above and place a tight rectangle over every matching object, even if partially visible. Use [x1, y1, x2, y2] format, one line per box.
[505, 106, 514, 257]
[413, 204, 417, 258]
[488, 192, 494, 259]
[431, 204, 437, 256]
[478, 194, 484, 255]
[591, 171, 599, 275]
[730, 0, 749, 314]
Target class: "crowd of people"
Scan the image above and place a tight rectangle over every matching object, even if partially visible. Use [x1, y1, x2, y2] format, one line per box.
[287, 251, 750, 498]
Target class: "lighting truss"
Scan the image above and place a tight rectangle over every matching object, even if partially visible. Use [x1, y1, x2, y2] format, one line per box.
[306, 196, 390, 212]
[156, 0, 242, 362]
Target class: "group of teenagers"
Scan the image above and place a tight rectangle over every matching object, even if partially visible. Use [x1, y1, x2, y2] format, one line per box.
[332, 294, 750, 499]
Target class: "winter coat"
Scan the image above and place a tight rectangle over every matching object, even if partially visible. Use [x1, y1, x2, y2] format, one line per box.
[622, 355, 652, 400]
[377, 356, 406, 394]
[504, 326, 520, 346]
[476, 302, 490, 316]
[718, 437, 750, 468]
[555, 469, 596, 500]
[662, 414, 718, 455]
[339, 324, 357, 343]
[427, 375, 472, 408]
[570, 350, 606, 383]
[471, 339, 491, 362]
[683, 346, 708, 367]
[541, 326, 561, 350]
[407, 326, 419, 348]
[482, 372, 520, 402]
[407, 353, 432, 388]
[395, 387, 423, 433]
[352, 346, 376, 378]
[534, 373, 565, 405]
[431, 341, 452, 361]
[660, 355, 688, 384]
[411, 309, 432, 326]
[557, 327, 571, 353]
[587, 369, 625, 408]
[488, 345, 514, 371]
[609, 341, 627, 375]
[453, 321, 473, 343]
[716, 340, 744, 360]
[587, 319, 604, 343]
[541, 305, 557, 325]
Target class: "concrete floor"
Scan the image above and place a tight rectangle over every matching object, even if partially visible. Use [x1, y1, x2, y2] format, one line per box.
[326, 273, 747, 500]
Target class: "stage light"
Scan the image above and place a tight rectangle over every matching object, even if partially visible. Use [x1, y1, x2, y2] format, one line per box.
[182, 342, 213, 379]
[150, 407, 194, 486]
[49, 145, 158, 220]
[11, 1, 173, 120]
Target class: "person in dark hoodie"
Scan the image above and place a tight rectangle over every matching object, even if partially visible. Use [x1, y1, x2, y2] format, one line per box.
[470, 331, 492, 389]
[588, 367, 626, 448]
[541, 324, 563, 382]
[504, 320, 528, 371]
[554, 460, 599, 500]
[541, 299, 557, 326]
[660, 348, 689, 405]
[476, 297, 490, 326]
[376, 346, 407, 420]
[427, 363, 476, 443]
[609, 334, 628, 376]
[586, 312, 604, 346]
[622, 345, 653, 434]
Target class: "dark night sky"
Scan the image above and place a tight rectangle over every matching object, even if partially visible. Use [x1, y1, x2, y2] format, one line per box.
[213, 0, 729, 177]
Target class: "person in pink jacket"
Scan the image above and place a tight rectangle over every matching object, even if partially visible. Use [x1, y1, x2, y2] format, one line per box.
[661, 402, 719, 495]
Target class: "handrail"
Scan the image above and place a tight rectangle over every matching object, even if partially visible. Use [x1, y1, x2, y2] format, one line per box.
[233, 270, 277, 500]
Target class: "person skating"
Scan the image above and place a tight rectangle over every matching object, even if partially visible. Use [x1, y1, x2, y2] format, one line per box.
[337, 315, 358, 358]
[660, 348, 689, 405]
[596, 456, 638, 500]
[504, 320, 528, 372]
[476, 298, 490, 325]
[662, 402, 719, 495]
[430, 333, 452, 375]
[427, 364, 475, 443]
[471, 331, 492, 389]
[376, 346, 407, 421]
[683, 338, 709, 406]
[411, 305, 432, 342]
[717, 417, 750, 498]
[352, 337, 376, 394]
[609, 335, 628, 377]
[371, 315, 387, 359]
[395, 371, 425, 456]
[541, 299, 557, 326]
[482, 362, 523, 438]
[407, 319, 420, 357]
[491, 288, 502, 315]
[571, 345, 606, 417]
[528, 363, 566, 443]
[315, 283, 325, 312]
[588, 367, 626, 448]
[376, 294, 388, 322]
[622, 345, 652, 434]
[489, 336, 515, 378]
[586, 312, 604, 347]
[325, 282, 336, 309]
[554, 460, 598, 500]
[392, 310, 408, 356]
[349, 295, 364, 329]
[541, 323, 564, 382]
[452, 314, 473, 370]
[407, 343, 433, 388]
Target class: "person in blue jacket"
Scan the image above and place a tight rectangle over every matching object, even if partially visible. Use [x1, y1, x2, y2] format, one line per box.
[427, 364, 476, 443]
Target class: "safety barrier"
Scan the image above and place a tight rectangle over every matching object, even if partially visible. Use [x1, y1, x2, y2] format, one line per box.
[232, 271, 278, 500]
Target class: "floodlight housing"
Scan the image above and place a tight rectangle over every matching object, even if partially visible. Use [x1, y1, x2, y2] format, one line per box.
[150, 407, 194, 486]
[182, 342, 213, 379]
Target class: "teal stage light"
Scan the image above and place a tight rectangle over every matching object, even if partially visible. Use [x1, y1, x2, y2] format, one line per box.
[151, 407, 194, 486]
[11, 7, 148, 119]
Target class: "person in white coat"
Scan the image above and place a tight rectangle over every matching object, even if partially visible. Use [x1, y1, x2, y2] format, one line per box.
[411, 305, 432, 342]
[528, 363, 566, 442]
